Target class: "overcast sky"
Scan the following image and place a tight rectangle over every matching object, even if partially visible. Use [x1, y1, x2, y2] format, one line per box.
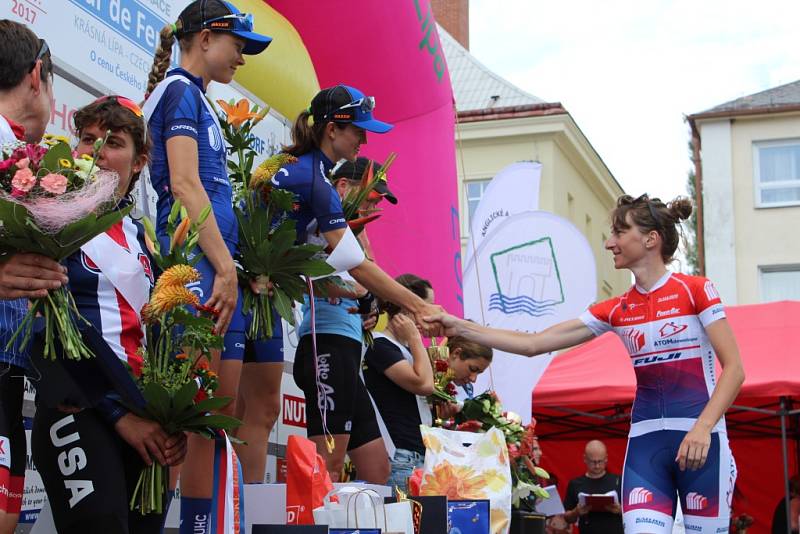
[469, 0, 800, 201]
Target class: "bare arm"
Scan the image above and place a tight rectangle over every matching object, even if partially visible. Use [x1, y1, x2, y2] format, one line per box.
[322, 228, 442, 329]
[426, 313, 595, 357]
[676, 318, 744, 470]
[382, 315, 434, 396]
[166, 136, 238, 334]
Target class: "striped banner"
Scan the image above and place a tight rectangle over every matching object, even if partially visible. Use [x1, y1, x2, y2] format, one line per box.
[209, 431, 245, 534]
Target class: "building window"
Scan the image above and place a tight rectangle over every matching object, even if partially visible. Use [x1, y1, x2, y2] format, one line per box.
[753, 140, 800, 207]
[465, 179, 491, 229]
[759, 265, 800, 302]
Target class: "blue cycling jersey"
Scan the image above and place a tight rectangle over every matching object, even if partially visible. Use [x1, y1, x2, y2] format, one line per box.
[147, 68, 237, 249]
[271, 148, 347, 244]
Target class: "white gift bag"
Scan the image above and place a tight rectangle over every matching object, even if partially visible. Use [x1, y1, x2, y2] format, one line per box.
[312, 486, 413, 533]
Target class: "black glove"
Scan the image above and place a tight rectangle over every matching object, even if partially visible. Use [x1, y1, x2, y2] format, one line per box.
[356, 292, 375, 315]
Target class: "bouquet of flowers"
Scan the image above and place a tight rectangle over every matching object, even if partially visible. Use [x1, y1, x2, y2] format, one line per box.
[445, 391, 550, 510]
[0, 134, 130, 360]
[131, 201, 241, 514]
[337, 153, 397, 236]
[215, 99, 334, 339]
[427, 338, 457, 405]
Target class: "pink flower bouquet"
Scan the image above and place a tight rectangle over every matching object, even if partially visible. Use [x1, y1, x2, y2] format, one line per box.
[0, 134, 130, 360]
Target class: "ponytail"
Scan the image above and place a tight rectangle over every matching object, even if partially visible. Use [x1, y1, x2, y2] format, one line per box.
[283, 110, 326, 157]
[146, 22, 179, 97]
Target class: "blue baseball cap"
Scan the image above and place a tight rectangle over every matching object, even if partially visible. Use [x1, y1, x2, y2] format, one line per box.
[179, 0, 272, 55]
[312, 85, 393, 134]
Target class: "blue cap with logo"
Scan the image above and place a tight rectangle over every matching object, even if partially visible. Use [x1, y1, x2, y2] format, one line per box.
[179, 0, 272, 55]
[312, 85, 393, 134]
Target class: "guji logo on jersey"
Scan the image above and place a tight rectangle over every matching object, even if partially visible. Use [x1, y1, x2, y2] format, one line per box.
[686, 492, 708, 510]
[628, 487, 653, 505]
[621, 328, 645, 353]
[659, 322, 688, 339]
[488, 237, 564, 317]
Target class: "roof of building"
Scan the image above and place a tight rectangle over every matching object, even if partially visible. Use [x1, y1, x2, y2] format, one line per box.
[439, 25, 545, 112]
[694, 79, 800, 117]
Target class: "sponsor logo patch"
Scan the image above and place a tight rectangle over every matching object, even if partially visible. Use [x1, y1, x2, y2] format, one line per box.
[685, 492, 708, 511]
[628, 487, 654, 505]
[621, 328, 645, 353]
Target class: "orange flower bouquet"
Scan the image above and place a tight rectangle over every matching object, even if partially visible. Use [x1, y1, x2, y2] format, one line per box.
[130, 201, 240, 514]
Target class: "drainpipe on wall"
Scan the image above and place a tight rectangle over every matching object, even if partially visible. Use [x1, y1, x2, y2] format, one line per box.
[688, 118, 705, 277]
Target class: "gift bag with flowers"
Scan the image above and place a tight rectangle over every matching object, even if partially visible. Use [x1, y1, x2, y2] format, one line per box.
[443, 391, 551, 512]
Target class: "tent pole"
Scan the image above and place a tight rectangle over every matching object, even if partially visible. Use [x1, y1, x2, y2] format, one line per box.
[780, 396, 791, 534]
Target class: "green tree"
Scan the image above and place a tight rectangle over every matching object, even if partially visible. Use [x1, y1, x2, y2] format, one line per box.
[684, 144, 700, 275]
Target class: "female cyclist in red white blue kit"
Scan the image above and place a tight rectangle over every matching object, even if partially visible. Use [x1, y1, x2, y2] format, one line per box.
[427, 194, 745, 534]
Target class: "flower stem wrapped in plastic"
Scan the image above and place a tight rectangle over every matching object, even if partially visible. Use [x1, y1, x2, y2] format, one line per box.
[0, 135, 130, 360]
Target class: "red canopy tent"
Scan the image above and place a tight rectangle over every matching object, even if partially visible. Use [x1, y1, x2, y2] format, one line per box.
[531, 301, 800, 533]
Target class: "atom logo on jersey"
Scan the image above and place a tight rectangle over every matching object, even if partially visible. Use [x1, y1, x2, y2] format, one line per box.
[621, 328, 645, 353]
[659, 322, 688, 339]
[628, 487, 653, 505]
[685, 492, 708, 510]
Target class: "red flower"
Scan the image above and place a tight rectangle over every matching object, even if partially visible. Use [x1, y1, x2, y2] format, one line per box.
[194, 388, 208, 403]
[0, 158, 17, 172]
[455, 420, 483, 432]
[434, 360, 449, 372]
[193, 302, 221, 317]
[445, 383, 457, 396]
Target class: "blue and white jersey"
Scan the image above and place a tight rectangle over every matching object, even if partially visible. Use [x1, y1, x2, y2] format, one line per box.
[68, 217, 154, 376]
[272, 148, 347, 244]
[146, 68, 237, 251]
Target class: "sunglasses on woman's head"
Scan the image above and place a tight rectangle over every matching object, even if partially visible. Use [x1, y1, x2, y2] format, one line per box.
[633, 193, 663, 231]
[90, 95, 147, 142]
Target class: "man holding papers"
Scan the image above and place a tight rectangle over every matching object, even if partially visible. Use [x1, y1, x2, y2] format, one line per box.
[563, 440, 623, 533]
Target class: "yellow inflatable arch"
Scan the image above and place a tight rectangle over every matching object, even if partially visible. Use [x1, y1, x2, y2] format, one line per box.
[232, 0, 320, 119]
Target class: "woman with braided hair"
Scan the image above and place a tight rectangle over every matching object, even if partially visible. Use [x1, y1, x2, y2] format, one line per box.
[142, 1, 271, 531]
[427, 194, 745, 534]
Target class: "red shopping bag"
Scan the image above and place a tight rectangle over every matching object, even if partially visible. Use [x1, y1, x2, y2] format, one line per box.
[285, 435, 334, 524]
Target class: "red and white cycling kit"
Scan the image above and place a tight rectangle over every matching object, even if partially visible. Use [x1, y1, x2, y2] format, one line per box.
[579, 271, 736, 534]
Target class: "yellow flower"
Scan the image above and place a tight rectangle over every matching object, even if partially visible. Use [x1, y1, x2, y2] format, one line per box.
[155, 264, 201, 293]
[251, 153, 297, 189]
[216, 98, 260, 128]
[148, 285, 200, 316]
[419, 461, 488, 500]
[58, 158, 72, 169]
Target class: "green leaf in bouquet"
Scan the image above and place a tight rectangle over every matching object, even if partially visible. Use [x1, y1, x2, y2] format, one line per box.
[40, 141, 73, 173]
[181, 413, 242, 432]
[172, 380, 199, 413]
[167, 199, 182, 225]
[193, 395, 234, 413]
[142, 382, 171, 423]
[269, 188, 296, 212]
[53, 204, 133, 260]
[272, 288, 295, 325]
